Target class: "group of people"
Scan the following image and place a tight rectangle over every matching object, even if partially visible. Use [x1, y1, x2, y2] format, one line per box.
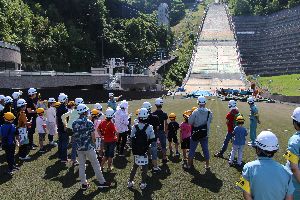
[0, 88, 300, 199]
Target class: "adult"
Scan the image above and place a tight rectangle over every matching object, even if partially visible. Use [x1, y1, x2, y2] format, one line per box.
[285, 107, 300, 199]
[56, 93, 69, 163]
[115, 100, 129, 156]
[247, 97, 260, 147]
[237, 131, 294, 200]
[215, 100, 239, 158]
[185, 96, 213, 170]
[142, 101, 161, 172]
[72, 104, 110, 190]
[26, 88, 38, 149]
[152, 98, 168, 162]
[107, 93, 122, 112]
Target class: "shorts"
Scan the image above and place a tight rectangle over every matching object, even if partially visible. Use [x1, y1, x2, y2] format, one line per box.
[157, 130, 167, 152]
[47, 122, 57, 136]
[104, 142, 116, 158]
[168, 133, 178, 144]
[39, 133, 46, 141]
[181, 137, 190, 149]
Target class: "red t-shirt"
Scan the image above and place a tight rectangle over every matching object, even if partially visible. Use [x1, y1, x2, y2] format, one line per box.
[98, 120, 117, 143]
[226, 109, 239, 133]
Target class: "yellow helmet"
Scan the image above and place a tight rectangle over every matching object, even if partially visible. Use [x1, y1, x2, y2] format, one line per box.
[135, 109, 140, 116]
[68, 101, 75, 107]
[91, 109, 100, 116]
[36, 108, 45, 114]
[191, 107, 198, 112]
[54, 102, 61, 108]
[169, 113, 176, 119]
[236, 115, 245, 122]
[4, 112, 15, 121]
[183, 110, 192, 118]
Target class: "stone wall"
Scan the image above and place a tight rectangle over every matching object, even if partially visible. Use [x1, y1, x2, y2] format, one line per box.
[0, 47, 21, 64]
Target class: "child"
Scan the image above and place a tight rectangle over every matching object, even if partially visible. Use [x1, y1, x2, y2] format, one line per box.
[17, 99, 31, 160]
[167, 113, 180, 156]
[133, 109, 140, 125]
[228, 116, 247, 166]
[36, 108, 47, 153]
[94, 103, 105, 121]
[47, 98, 57, 146]
[180, 110, 192, 162]
[91, 109, 104, 161]
[98, 108, 117, 172]
[0, 112, 19, 174]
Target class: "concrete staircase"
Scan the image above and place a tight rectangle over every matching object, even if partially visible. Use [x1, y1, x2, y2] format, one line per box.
[184, 3, 245, 92]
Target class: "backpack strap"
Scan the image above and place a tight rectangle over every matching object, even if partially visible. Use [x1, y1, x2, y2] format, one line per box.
[135, 124, 140, 132]
[141, 124, 149, 133]
[206, 111, 210, 122]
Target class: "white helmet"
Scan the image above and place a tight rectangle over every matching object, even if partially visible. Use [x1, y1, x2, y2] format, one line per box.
[142, 102, 152, 110]
[198, 96, 207, 105]
[109, 93, 114, 97]
[12, 92, 21, 100]
[4, 96, 13, 104]
[28, 88, 37, 96]
[76, 104, 89, 114]
[106, 108, 114, 118]
[58, 93, 68, 103]
[291, 107, 300, 123]
[228, 100, 237, 108]
[155, 98, 164, 106]
[255, 131, 279, 151]
[17, 99, 27, 107]
[120, 100, 128, 109]
[0, 95, 5, 101]
[0, 104, 4, 111]
[138, 108, 149, 120]
[75, 98, 84, 106]
[48, 98, 56, 103]
[247, 96, 255, 104]
[94, 103, 103, 111]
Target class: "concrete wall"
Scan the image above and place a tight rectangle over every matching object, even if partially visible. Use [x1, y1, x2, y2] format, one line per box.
[0, 47, 21, 64]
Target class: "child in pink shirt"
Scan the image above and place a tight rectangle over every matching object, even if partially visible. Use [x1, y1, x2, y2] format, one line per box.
[180, 112, 192, 162]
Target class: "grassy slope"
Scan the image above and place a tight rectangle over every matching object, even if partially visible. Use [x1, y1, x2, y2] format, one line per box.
[0, 97, 297, 199]
[258, 74, 300, 96]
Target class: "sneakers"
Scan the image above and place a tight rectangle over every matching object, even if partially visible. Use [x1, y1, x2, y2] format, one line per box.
[72, 160, 79, 166]
[7, 170, 14, 175]
[19, 155, 31, 161]
[153, 167, 161, 172]
[175, 151, 180, 156]
[118, 154, 125, 157]
[32, 144, 39, 148]
[140, 183, 147, 190]
[39, 148, 46, 153]
[228, 162, 234, 167]
[30, 146, 36, 150]
[127, 181, 134, 188]
[98, 182, 111, 188]
[248, 142, 256, 147]
[214, 152, 224, 158]
[81, 183, 90, 191]
[50, 141, 58, 146]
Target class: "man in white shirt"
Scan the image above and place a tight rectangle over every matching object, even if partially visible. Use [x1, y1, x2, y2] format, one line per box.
[46, 98, 57, 146]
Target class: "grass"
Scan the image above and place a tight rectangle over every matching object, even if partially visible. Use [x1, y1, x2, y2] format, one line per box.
[258, 74, 300, 96]
[0, 97, 297, 199]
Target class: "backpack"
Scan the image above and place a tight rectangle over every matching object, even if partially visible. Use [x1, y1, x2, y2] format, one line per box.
[233, 112, 243, 127]
[191, 111, 210, 141]
[132, 124, 149, 156]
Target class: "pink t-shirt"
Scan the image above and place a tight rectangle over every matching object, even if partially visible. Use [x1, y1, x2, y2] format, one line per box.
[94, 119, 102, 138]
[180, 122, 191, 139]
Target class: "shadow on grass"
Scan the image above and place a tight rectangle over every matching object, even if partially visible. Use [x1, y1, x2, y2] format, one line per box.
[113, 156, 129, 169]
[0, 165, 12, 185]
[43, 160, 68, 180]
[194, 152, 206, 161]
[189, 168, 223, 193]
[51, 165, 78, 188]
[168, 155, 182, 163]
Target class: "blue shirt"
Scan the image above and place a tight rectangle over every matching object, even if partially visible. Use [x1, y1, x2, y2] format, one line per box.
[107, 98, 117, 111]
[72, 116, 95, 151]
[0, 123, 17, 145]
[250, 105, 259, 121]
[286, 131, 300, 190]
[240, 157, 294, 200]
[233, 126, 247, 145]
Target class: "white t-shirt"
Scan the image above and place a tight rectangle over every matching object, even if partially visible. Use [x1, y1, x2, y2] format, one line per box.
[47, 107, 56, 123]
[36, 116, 47, 133]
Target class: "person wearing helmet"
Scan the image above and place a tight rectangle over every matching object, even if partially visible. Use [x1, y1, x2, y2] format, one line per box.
[142, 101, 161, 172]
[215, 100, 240, 158]
[16, 99, 31, 160]
[247, 96, 260, 147]
[56, 93, 69, 163]
[133, 109, 140, 125]
[180, 111, 192, 162]
[12, 91, 22, 112]
[26, 88, 38, 149]
[46, 98, 57, 146]
[61, 98, 80, 166]
[91, 109, 104, 161]
[3, 96, 14, 115]
[0, 112, 19, 174]
[98, 108, 117, 172]
[36, 108, 47, 153]
[0, 95, 5, 125]
[236, 131, 294, 200]
[94, 103, 105, 121]
[152, 98, 168, 162]
[228, 116, 247, 166]
[167, 113, 180, 156]
[114, 100, 130, 156]
[185, 96, 213, 170]
[285, 107, 300, 199]
[128, 108, 156, 190]
[107, 93, 122, 112]
[72, 104, 110, 190]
